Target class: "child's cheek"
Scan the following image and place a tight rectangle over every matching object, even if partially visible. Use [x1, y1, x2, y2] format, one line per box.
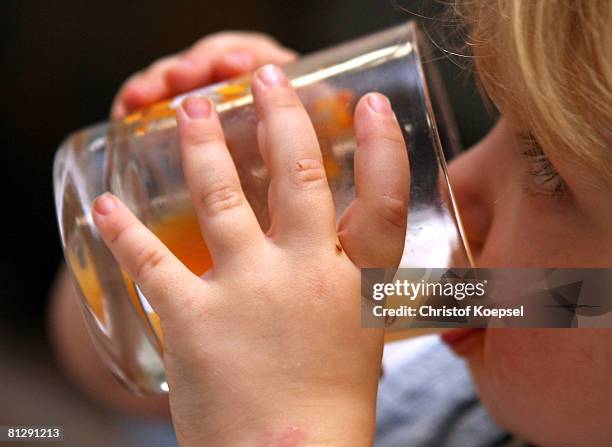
[470, 329, 612, 445]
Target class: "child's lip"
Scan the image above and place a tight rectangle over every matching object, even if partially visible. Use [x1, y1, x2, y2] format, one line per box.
[441, 328, 486, 356]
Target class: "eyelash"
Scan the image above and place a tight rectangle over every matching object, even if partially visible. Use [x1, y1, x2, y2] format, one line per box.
[518, 133, 567, 197]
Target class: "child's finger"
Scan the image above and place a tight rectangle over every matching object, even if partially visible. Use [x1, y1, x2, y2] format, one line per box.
[111, 56, 180, 120]
[251, 64, 336, 245]
[166, 33, 297, 92]
[111, 34, 297, 120]
[337, 93, 410, 268]
[208, 51, 257, 82]
[177, 96, 264, 263]
[92, 193, 202, 318]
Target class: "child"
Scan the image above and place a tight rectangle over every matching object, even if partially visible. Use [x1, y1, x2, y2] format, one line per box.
[51, 1, 612, 445]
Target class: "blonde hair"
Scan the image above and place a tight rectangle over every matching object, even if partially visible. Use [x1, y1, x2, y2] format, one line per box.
[459, 0, 612, 183]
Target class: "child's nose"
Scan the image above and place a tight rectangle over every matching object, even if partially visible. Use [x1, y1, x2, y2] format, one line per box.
[447, 133, 502, 260]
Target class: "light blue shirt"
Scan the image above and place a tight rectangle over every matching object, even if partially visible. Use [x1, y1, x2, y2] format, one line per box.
[376, 336, 510, 447]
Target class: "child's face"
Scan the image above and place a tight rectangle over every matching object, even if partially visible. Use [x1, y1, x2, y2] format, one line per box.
[446, 119, 612, 445]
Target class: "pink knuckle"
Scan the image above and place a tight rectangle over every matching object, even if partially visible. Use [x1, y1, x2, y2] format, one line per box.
[269, 96, 302, 110]
[369, 132, 405, 148]
[150, 55, 176, 72]
[289, 158, 327, 189]
[189, 133, 220, 148]
[377, 194, 408, 229]
[199, 183, 243, 215]
[108, 220, 137, 245]
[135, 248, 167, 283]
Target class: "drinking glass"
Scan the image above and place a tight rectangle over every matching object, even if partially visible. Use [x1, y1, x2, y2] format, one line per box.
[54, 20, 473, 394]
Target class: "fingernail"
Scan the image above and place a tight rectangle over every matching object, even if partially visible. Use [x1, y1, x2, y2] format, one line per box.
[256, 64, 287, 87]
[182, 96, 212, 119]
[93, 193, 116, 215]
[224, 51, 254, 69]
[367, 93, 393, 115]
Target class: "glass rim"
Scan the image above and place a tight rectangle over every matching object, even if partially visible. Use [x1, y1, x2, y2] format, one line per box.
[409, 21, 475, 268]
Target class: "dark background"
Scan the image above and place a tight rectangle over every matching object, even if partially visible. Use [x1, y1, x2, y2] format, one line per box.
[0, 2, 494, 440]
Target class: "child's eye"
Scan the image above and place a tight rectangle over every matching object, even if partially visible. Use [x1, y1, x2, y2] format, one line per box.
[518, 133, 567, 196]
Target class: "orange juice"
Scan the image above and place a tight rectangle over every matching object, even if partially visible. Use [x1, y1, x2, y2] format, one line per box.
[150, 209, 213, 276]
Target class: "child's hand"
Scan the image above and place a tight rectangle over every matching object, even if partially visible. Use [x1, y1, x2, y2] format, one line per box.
[110, 30, 409, 268]
[110, 31, 297, 119]
[94, 65, 408, 446]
